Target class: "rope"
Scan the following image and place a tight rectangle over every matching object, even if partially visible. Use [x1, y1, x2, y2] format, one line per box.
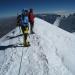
[17, 39, 29, 75]
[18, 26, 29, 75]
[18, 47, 24, 75]
[18, 26, 23, 75]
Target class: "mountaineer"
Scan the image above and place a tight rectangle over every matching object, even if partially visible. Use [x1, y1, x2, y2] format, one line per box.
[28, 9, 35, 34]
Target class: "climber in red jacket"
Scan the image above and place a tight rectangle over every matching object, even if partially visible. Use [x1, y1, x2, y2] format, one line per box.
[28, 9, 35, 34]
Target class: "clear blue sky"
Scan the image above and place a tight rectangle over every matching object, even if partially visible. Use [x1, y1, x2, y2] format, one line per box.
[0, 0, 75, 18]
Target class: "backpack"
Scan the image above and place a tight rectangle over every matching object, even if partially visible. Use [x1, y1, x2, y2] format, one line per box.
[16, 15, 21, 26]
[21, 15, 29, 27]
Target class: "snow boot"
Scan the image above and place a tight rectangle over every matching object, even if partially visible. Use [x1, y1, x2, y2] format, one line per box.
[24, 40, 30, 47]
[31, 31, 35, 34]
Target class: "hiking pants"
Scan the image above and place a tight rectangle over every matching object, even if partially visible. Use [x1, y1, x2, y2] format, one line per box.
[21, 26, 29, 44]
[30, 22, 34, 33]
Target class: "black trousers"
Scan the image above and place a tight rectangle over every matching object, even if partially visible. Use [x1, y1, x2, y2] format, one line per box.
[30, 22, 34, 33]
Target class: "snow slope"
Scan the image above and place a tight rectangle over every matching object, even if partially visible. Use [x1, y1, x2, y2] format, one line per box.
[54, 17, 61, 26]
[0, 18, 75, 75]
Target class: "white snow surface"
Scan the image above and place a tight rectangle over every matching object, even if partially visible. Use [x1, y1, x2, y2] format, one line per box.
[0, 18, 75, 75]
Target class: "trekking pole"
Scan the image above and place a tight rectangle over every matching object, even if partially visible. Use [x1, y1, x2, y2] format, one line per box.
[18, 26, 22, 44]
[17, 11, 21, 34]
[19, 26, 21, 34]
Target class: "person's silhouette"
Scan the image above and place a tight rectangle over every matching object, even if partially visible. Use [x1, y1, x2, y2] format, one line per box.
[28, 9, 35, 34]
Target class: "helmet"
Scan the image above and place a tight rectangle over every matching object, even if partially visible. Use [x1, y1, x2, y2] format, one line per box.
[30, 8, 33, 13]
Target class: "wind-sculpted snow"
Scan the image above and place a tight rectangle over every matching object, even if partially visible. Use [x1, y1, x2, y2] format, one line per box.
[34, 18, 75, 75]
[0, 18, 75, 75]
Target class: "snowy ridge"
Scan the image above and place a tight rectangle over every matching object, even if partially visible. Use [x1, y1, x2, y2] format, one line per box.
[0, 18, 75, 75]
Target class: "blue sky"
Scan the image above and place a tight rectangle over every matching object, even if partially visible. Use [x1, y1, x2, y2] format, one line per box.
[0, 0, 75, 18]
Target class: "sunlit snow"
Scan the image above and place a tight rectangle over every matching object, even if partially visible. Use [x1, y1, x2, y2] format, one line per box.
[0, 18, 75, 75]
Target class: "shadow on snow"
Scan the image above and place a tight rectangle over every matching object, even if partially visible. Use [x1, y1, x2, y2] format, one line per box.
[6, 34, 23, 40]
[0, 44, 25, 50]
